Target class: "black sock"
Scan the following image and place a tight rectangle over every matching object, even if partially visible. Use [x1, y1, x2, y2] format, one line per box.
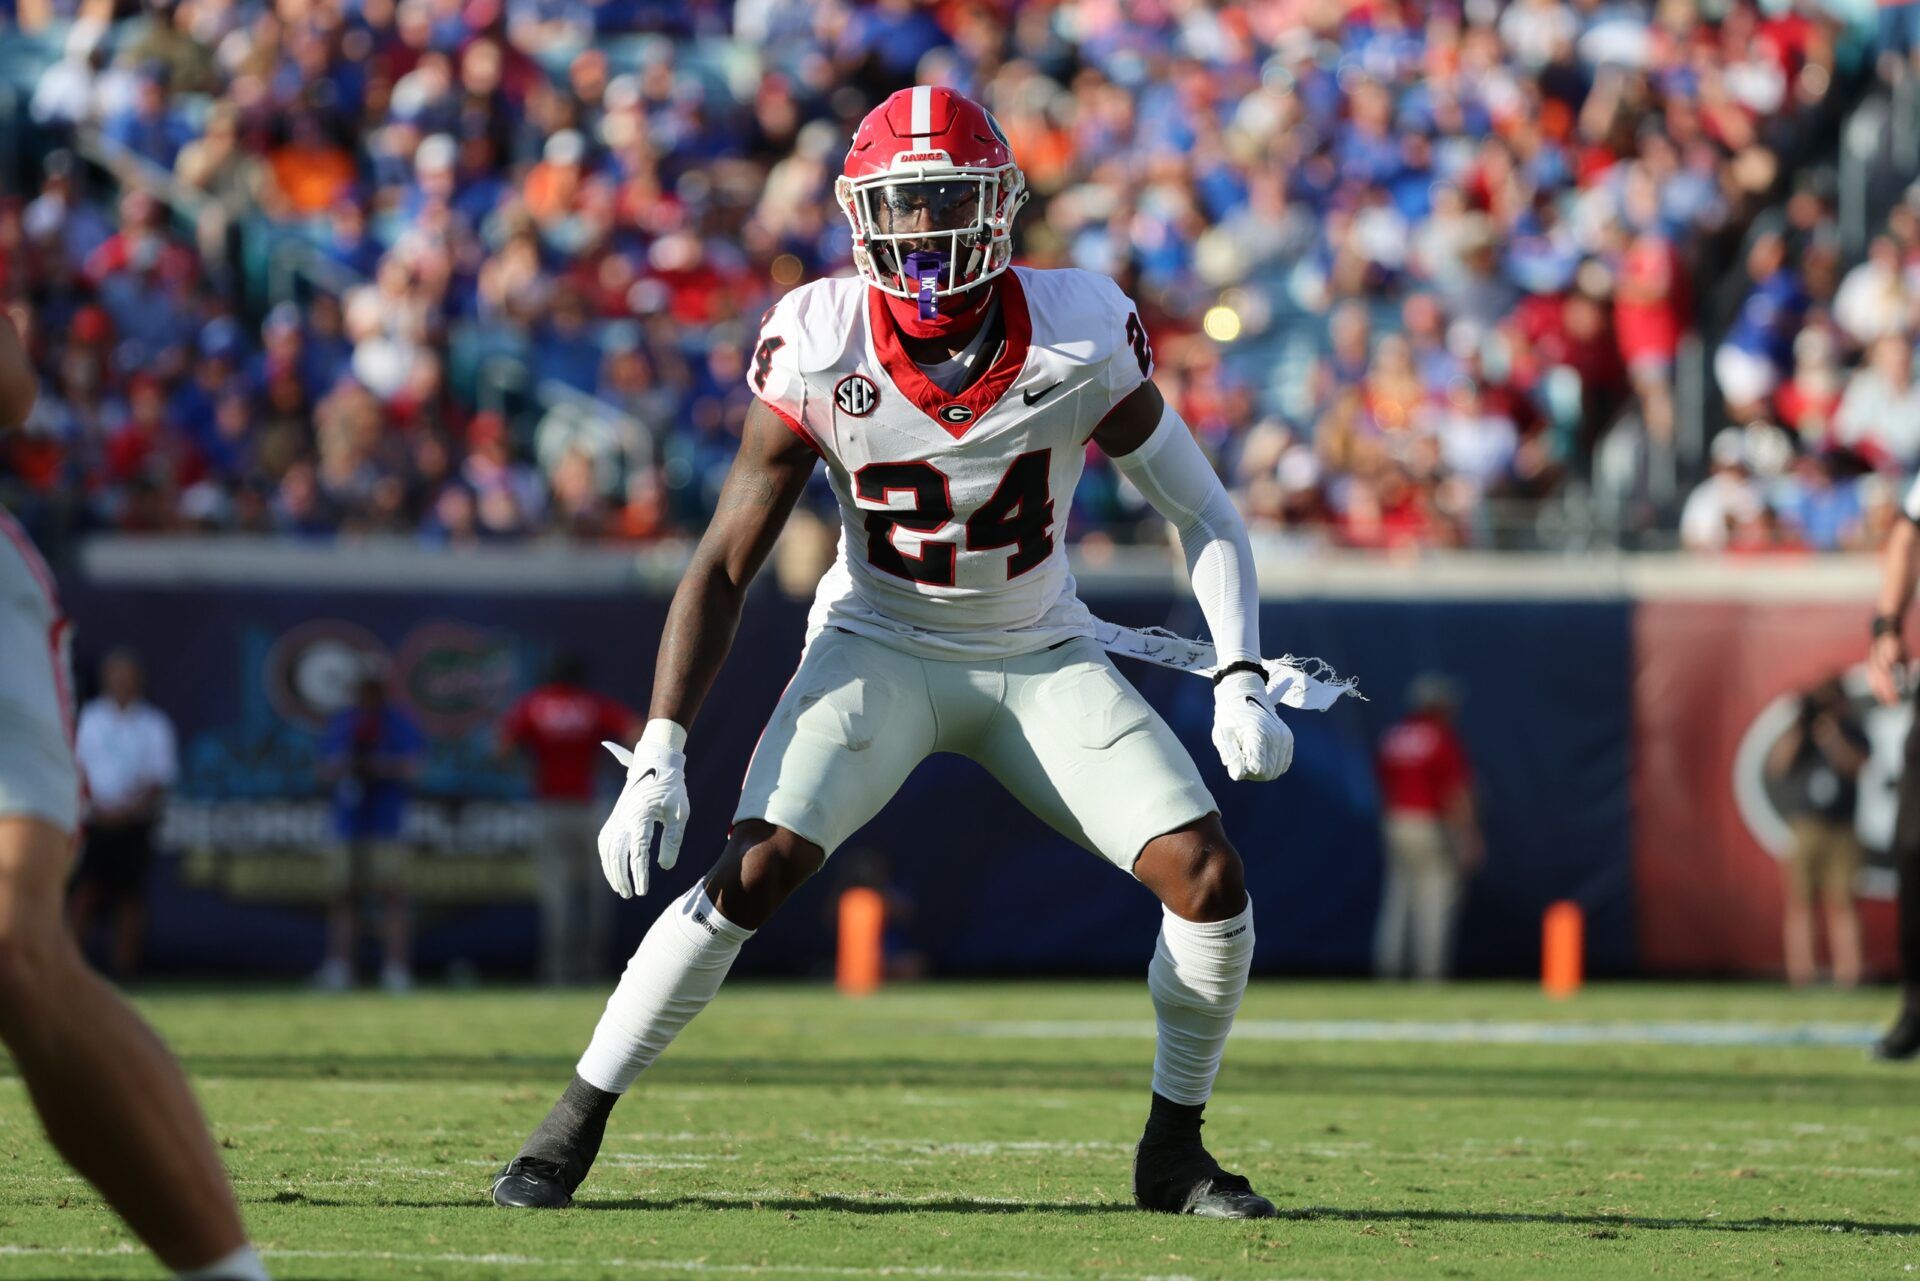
[519, 1074, 620, 1182]
[1141, 1092, 1206, 1144]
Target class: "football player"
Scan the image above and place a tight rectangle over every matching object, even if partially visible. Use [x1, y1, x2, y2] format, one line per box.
[0, 310, 267, 1278]
[494, 87, 1293, 1219]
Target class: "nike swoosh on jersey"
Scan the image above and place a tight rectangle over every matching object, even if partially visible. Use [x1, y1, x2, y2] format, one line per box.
[1023, 382, 1063, 406]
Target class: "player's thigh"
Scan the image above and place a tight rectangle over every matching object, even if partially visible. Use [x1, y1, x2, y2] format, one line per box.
[734, 630, 937, 857]
[0, 554, 77, 838]
[981, 638, 1215, 873]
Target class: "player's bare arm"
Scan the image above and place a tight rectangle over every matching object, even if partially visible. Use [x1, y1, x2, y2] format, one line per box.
[0, 305, 38, 430]
[1872, 516, 1920, 706]
[595, 399, 817, 898]
[649, 399, 818, 728]
[1089, 377, 1165, 457]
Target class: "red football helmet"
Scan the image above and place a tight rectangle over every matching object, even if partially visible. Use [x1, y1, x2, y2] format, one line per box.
[836, 86, 1028, 325]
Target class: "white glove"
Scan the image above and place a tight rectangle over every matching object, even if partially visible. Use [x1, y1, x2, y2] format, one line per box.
[597, 719, 690, 898]
[1211, 670, 1294, 782]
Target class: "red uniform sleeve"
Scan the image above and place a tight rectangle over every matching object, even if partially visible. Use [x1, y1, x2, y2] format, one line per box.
[599, 696, 636, 742]
[1433, 727, 1471, 804]
[500, 696, 531, 749]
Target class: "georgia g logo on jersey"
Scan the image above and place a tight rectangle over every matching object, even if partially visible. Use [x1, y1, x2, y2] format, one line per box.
[834, 374, 879, 417]
[938, 403, 974, 425]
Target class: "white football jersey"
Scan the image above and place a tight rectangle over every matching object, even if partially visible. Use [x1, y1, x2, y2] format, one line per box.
[748, 267, 1155, 659]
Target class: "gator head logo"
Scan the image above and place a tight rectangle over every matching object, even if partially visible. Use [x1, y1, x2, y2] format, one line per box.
[393, 621, 517, 738]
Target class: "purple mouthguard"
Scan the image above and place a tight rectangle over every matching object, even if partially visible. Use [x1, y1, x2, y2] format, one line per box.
[904, 250, 946, 320]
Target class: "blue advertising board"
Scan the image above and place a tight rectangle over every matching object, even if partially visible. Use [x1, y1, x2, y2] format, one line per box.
[58, 578, 1634, 981]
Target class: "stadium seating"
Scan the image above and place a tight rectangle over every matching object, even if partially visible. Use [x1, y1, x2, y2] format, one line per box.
[0, 0, 1905, 554]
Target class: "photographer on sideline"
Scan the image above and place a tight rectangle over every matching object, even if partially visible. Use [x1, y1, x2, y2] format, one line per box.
[1765, 675, 1868, 989]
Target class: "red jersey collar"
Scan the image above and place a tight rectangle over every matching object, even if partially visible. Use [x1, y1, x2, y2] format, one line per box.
[867, 270, 1032, 440]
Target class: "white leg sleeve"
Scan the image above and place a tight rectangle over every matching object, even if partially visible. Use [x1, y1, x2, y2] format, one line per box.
[1147, 901, 1254, 1106]
[177, 1246, 269, 1281]
[575, 884, 752, 1094]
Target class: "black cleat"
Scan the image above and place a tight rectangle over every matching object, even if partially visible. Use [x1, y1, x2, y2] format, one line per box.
[1874, 1010, 1920, 1061]
[1134, 1138, 1276, 1219]
[491, 1155, 576, 1208]
[492, 1074, 619, 1208]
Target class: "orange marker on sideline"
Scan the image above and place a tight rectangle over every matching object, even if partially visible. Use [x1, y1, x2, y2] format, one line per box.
[837, 887, 885, 996]
[1542, 900, 1584, 999]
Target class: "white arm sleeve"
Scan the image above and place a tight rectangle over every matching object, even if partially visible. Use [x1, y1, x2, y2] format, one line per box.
[1110, 404, 1261, 665]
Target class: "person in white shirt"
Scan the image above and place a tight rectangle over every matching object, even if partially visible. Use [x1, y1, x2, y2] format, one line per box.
[71, 649, 177, 979]
[1835, 334, 1920, 466]
[1832, 236, 1910, 349]
[1679, 429, 1763, 551]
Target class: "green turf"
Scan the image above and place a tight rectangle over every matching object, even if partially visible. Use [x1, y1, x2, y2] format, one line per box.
[2, 980, 1917, 1279]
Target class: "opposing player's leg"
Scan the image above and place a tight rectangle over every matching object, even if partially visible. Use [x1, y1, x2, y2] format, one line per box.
[0, 818, 263, 1278]
[979, 638, 1271, 1218]
[0, 525, 264, 1279]
[1878, 714, 1920, 1058]
[494, 631, 936, 1207]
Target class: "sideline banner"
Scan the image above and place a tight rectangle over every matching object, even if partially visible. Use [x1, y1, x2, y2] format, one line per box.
[1633, 600, 1906, 977]
[56, 578, 1635, 979]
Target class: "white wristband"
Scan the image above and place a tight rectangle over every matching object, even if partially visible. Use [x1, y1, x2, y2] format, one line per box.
[640, 718, 688, 753]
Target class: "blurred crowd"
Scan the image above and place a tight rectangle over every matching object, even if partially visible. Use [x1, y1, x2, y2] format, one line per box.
[1683, 181, 1920, 552]
[0, 0, 1894, 554]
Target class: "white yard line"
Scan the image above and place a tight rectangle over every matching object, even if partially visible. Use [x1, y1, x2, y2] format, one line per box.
[0, 1245, 1238, 1281]
[951, 1019, 1883, 1048]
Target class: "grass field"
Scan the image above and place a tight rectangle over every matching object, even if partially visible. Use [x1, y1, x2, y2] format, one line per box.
[2, 981, 1918, 1279]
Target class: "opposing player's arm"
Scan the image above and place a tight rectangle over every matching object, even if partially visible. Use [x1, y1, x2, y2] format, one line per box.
[648, 398, 818, 729]
[0, 305, 37, 430]
[1870, 503, 1920, 706]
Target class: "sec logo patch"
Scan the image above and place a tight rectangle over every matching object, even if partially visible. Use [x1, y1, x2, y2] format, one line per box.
[834, 374, 879, 417]
[938, 403, 974, 425]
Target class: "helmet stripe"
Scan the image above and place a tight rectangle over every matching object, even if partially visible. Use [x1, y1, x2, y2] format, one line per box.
[910, 84, 932, 147]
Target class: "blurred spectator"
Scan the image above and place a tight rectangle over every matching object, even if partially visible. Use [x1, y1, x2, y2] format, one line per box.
[1776, 327, 1845, 441]
[70, 649, 176, 979]
[30, 20, 108, 129]
[498, 656, 638, 985]
[315, 672, 424, 994]
[103, 63, 193, 170]
[1681, 429, 1764, 552]
[1717, 232, 1810, 425]
[1765, 675, 1867, 989]
[1774, 451, 1868, 552]
[1835, 334, 1920, 468]
[1834, 236, 1913, 348]
[1374, 676, 1482, 982]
